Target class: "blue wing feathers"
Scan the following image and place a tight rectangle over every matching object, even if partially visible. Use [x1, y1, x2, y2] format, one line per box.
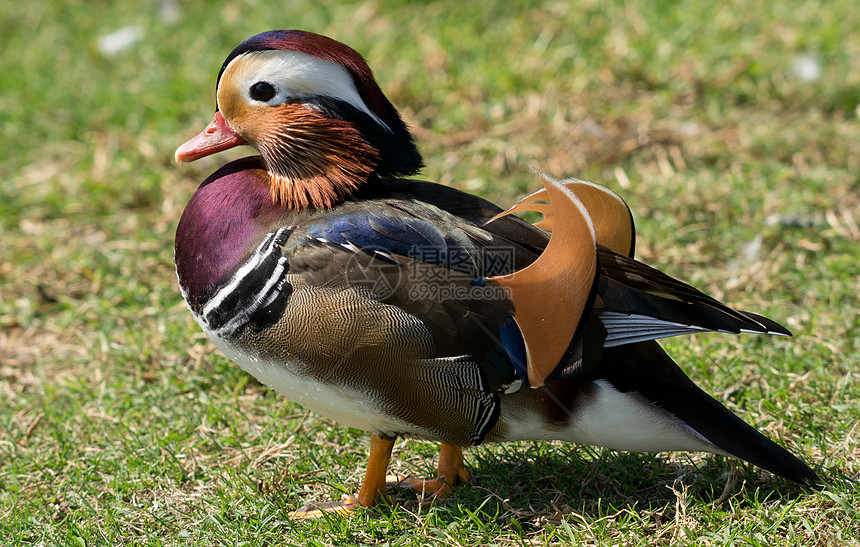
[305, 212, 483, 273]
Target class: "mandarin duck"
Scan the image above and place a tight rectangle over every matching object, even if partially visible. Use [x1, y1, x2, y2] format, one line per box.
[174, 30, 818, 515]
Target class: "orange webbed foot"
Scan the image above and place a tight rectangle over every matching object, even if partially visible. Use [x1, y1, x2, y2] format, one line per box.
[288, 495, 363, 518]
[289, 433, 395, 519]
[388, 443, 469, 504]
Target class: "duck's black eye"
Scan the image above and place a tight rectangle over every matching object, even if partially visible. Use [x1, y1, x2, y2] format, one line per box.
[249, 81, 276, 102]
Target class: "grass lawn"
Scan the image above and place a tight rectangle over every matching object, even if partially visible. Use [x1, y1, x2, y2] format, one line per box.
[1, 0, 858, 544]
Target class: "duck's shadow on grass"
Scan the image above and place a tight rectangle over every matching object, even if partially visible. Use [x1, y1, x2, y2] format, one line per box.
[259, 438, 818, 526]
[379, 443, 814, 523]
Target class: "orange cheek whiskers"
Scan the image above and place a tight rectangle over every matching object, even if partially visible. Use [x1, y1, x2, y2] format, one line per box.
[253, 105, 380, 210]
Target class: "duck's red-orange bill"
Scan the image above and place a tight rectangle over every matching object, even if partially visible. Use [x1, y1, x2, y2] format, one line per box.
[175, 111, 247, 164]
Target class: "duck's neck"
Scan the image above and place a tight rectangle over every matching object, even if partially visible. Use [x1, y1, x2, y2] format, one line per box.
[264, 168, 372, 211]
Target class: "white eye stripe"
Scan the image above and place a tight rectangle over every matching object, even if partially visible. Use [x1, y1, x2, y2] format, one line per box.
[223, 49, 390, 132]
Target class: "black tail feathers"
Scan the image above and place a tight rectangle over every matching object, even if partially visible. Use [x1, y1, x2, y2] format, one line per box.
[598, 341, 819, 485]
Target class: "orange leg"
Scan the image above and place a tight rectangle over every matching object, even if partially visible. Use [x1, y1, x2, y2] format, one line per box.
[289, 433, 395, 518]
[389, 443, 469, 501]
[355, 433, 396, 507]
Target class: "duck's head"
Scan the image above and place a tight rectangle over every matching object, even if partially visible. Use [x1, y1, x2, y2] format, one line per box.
[175, 30, 423, 209]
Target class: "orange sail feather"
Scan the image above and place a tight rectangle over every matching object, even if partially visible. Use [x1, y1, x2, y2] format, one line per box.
[489, 173, 598, 387]
[489, 173, 635, 257]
